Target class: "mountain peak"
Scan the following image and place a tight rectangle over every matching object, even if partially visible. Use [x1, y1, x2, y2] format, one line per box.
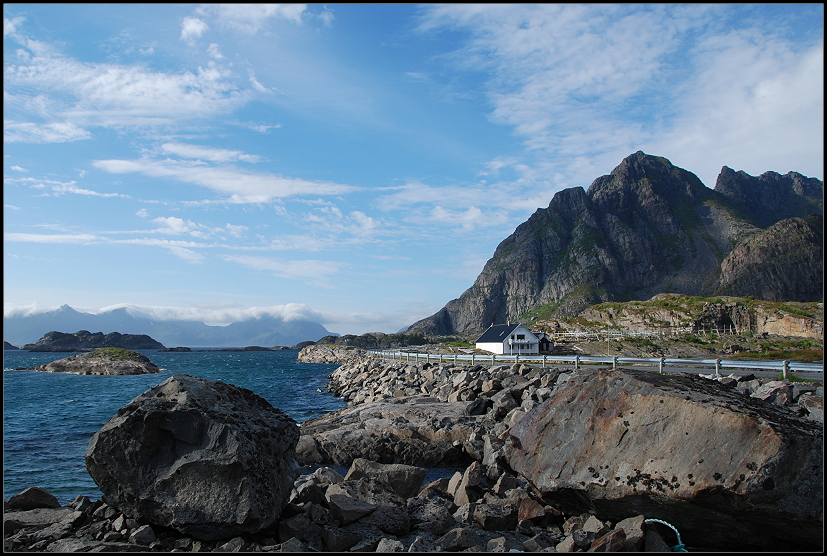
[408, 153, 823, 336]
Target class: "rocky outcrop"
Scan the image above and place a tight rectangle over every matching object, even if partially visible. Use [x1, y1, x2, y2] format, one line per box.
[4, 341, 19, 350]
[85, 374, 300, 541]
[575, 294, 824, 339]
[21, 330, 164, 351]
[714, 166, 823, 228]
[714, 214, 823, 301]
[506, 367, 823, 550]
[409, 152, 823, 336]
[27, 347, 160, 375]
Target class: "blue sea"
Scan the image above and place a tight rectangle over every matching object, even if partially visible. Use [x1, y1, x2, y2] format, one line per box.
[3, 349, 347, 505]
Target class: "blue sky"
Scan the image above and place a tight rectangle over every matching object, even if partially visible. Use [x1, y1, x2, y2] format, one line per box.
[4, 4, 823, 335]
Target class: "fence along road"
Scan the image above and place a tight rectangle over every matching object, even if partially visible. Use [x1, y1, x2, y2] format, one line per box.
[367, 350, 824, 382]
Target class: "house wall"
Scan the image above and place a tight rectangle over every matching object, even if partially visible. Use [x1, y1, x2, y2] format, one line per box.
[477, 324, 540, 355]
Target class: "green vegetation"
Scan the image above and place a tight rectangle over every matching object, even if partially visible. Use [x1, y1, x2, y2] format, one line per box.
[442, 340, 473, 348]
[90, 347, 142, 360]
[623, 337, 658, 349]
[728, 350, 823, 363]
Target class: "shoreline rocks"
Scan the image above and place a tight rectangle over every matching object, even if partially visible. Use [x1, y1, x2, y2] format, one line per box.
[5, 351, 823, 552]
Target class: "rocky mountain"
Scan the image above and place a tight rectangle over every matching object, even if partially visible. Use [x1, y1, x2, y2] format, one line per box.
[409, 152, 823, 336]
[3, 305, 333, 348]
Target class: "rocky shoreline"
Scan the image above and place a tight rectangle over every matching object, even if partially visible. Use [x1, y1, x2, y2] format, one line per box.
[4, 346, 823, 552]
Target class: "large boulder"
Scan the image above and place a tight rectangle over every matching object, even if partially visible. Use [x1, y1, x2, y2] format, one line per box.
[85, 374, 300, 541]
[506, 368, 823, 550]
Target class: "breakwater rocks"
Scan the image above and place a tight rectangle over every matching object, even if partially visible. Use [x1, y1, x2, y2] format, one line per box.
[300, 357, 823, 550]
[4, 462, 689, 553]
[4, 359, 823, 552]
[297, 343, 368, 364]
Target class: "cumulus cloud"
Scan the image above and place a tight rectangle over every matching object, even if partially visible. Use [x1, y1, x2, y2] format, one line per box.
[181, 17, 209, 43]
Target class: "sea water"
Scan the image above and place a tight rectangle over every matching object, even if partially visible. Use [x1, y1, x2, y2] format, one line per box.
[2, 349, 346, 505]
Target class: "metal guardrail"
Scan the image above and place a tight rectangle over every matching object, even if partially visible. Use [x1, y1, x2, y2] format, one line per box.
[367, 350, 823, 379]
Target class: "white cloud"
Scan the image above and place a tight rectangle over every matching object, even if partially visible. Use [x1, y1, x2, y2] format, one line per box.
[49, 182, 129, 198]
[10, 165, 28, 172]
[197, 4, 307, 34]
[651, 37, 824, 186]
[181, 17, 209, 43]
[166, 245, 205, 263]
[4, 44, 247, 130]
[4, 121, 91, 143]
[97, 301, 325, 326]
[304, 207, 380, 238]
[4, 232, 99, 244]
[222, 254, 345, 286]
[207, 43, 224, 59]
[236, 121, 282, 133]
[92, 157, 356, 202]
[160, 142, 262, 163]
[224, 223, 248, 237]
[4, 16, 25, 36]
[419, 4, 823, 192]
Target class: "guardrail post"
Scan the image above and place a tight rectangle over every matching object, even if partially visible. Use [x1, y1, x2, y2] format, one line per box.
[715, 359, 721, 379]
[575, 355, 579, 371]
[659, 357, 664, 374]
[782, 360, 789, 380]
[612, 356, 617, 370]
[471, 354, 475, 365]
[543, 355, 546, 369]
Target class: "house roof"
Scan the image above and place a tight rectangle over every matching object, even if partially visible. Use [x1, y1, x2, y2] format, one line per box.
[475, 323, 533, 344]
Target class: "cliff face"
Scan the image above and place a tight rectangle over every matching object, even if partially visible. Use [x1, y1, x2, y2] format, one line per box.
[409, 152, 823, 336]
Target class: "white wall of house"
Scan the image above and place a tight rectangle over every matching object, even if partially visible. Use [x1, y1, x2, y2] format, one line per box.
[476, 324, 540, 355]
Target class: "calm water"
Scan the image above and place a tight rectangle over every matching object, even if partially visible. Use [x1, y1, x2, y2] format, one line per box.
[3, 349, 345, 505]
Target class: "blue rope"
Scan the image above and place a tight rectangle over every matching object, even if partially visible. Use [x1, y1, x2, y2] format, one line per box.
[645, 518, 688, 552]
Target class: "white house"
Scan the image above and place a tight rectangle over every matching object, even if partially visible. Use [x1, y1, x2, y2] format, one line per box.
[475, 323, 540, 355]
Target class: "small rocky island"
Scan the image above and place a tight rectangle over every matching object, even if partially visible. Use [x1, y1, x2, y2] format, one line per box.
[23, 347, 160, 375]
[21, 330, 165, 352]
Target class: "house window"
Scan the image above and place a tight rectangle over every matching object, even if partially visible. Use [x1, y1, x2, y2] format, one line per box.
[517, 334, 525, 340]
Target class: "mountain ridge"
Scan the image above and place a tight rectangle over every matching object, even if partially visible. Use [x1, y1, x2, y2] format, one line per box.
[3, 305, 333, 348]
[408, 152, 823, 336]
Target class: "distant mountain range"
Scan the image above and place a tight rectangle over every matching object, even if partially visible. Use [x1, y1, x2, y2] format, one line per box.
[3, 305, 333, 348]
[409, 151, 823, 336]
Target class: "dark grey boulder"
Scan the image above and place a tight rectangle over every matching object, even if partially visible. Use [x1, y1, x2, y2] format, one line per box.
[85, 374, 300, 541]
[4, 487, 60, 511]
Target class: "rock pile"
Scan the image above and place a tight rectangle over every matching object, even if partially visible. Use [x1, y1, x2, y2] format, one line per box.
[300, 357, 823, 550]
[297, 343, 368, 364]
[3, 460, 693, 552]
